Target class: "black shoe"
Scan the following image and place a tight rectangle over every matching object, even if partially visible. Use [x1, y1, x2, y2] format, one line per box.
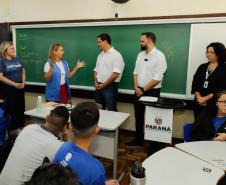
[126, 140, 144, 148]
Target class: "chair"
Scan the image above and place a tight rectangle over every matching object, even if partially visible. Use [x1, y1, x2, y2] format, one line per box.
[0, 116, 12, 146]
[183, 123, 193, 142]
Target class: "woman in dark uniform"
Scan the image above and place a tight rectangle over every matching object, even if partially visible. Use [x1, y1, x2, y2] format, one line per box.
[192, 42, 226, 120]
[0, 41, 26, 130]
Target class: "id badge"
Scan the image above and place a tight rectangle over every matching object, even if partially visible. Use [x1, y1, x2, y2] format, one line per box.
[203, 81, 208, 88]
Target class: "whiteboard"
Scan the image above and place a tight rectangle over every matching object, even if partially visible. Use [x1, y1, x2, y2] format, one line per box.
[186, 23, 226, 99]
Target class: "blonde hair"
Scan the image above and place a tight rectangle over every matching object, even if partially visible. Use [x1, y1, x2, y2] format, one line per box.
[48, 43, 62, 62]
[0, 41, 14, 58]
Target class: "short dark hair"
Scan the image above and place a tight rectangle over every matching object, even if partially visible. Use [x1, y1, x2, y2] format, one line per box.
[24, 164, 80, 185]
[48, 106, 69, 131]
[97, 33, 111, 45]
[141, 32, 156, 43]
[207, 42, 226, 64]
[70, 102, 99, 133]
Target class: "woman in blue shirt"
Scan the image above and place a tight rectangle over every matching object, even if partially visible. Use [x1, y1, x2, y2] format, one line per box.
[0, 41, 26, 130]
[191, 90, 226, 141]
[44, 43, 85, 104]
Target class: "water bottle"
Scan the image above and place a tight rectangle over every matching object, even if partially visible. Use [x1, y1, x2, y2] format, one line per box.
[130, 161, 146, 185]
[36, 96, 43, 113]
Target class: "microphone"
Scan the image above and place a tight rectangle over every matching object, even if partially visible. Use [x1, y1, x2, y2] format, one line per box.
[118, 165, 129, 184]
[144, 59, 148, 61]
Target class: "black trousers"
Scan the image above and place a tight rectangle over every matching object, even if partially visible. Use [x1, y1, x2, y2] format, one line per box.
[134, 88, 160, 144]
[193, 100, 207, 121]
[2, 84, 25, 130]
[134, 88, 168, 155]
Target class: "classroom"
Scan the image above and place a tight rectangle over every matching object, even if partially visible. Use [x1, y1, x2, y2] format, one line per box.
[0, 0, 226, 185]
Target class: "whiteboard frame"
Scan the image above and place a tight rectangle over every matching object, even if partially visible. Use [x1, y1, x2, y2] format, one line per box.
[11, 16, 226, 100]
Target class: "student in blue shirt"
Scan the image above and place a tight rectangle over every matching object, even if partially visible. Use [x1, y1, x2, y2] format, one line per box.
[191, 90, 226, 141]
[0, 41, 26, 130]
[53, 102, 118, 185]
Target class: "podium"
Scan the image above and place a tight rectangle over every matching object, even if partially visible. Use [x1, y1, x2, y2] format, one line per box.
[141, 97, 186, 144]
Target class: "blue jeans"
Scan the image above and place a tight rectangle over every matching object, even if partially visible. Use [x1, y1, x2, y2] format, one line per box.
[95, 83, 118, 111]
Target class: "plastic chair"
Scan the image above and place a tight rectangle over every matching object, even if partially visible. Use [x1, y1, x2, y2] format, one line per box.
[183, 123, 193, 142]
[0, 116, 12, 146]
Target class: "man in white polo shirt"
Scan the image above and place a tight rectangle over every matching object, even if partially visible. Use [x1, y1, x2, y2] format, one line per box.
[127, 32, 167, 147]
[94, 33, 125, 111]
[0, 106, 69, 185]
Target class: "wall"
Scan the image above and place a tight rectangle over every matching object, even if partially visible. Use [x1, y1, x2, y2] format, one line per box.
[0, 0, 10, 22]
[7, 0, 226, 22]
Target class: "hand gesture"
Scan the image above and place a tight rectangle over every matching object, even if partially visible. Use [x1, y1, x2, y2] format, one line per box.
[19, 82, 25, 89]
[213, 133, 226, 141]
[105, 179, 119, 185]
[76, 59, 86, 69]
[135, 87, 143, 97]
[14, 83, 20, 89]
[95, 81, 100, 89]
[196, 96, 207, 105]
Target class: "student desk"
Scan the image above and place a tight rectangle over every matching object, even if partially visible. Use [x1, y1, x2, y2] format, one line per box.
[24, 102, 130, 178]
[142, 147, 224, 185]
[176, 141, 226, 171]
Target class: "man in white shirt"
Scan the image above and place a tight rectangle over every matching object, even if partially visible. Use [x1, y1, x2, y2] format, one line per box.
[94, 33, 125, 111]
[127, 32, 167, 147]
[0, 106, 69, 185]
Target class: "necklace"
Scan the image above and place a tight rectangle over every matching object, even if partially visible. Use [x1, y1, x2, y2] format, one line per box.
[203, 63, 218, 88]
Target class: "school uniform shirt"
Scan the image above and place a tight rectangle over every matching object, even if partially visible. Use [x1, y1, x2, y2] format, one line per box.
[212, 116, 226, 132]
[133, 47, 167, 89]
[94, 47, 125, 83]
[191, 110, 226, 141]
[0, 57, 23, 83]
[192, 62, 226, 96]
[53, 141, 106, 185]
[44, 61, 67, 85]
[0, 124, 63, 185]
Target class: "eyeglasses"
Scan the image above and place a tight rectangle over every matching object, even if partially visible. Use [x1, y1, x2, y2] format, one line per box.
[217, 100, 226, 105]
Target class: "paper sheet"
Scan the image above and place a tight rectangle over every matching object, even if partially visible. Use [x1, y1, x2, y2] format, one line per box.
[139, 96, 158, 102]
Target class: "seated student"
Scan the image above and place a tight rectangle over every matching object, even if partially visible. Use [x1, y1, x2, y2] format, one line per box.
[53, 102, 118, 185]
[191, 90, 226, 141]
[24, 164, 80, 185]
[0, 106, 69, 185]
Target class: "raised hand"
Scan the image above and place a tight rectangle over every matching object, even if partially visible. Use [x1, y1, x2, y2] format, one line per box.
[76, 59, 86, 69]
